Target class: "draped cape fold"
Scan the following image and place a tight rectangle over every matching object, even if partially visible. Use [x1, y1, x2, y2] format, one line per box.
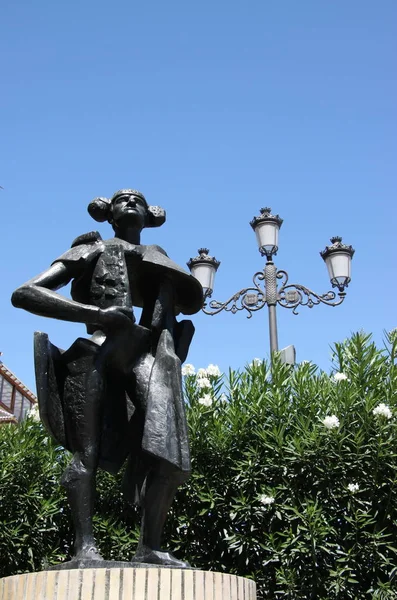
[34, 235, 203, 480]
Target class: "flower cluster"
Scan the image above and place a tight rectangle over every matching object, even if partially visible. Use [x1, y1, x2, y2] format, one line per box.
[28, 403, 41, 423]
[322, 415, 340, 429]
[372, 403, 392, 420]
[181, 363, 195, 376]
[260, 494, 275, 506]
[197, 368, 207, 378]
[198, 394, 213, 407]
[197, 377, 211, 389]
[347, 483, 359, 493]
[333, 372, 348, 382]
[182, 363, 222, 379]
[206, 364, 222, 377]
[182, 363, 223, 407]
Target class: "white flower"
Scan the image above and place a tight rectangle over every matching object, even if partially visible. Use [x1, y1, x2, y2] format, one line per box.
[206, 364, 221, 377]
[322, 415, 340, 429]
[260, 494, 275, 506]
[219, 393, 228, 403]
[182, 363, 195, 376]
[333, 372, 348, 382]
[196, 368, 208, 379]
[373, 403, 392, 420]
[28, 404, 40, 422]
[198, 393, 213, 407]
[347, 483, 359, 493]
[250, 358, 263, 367]
[197, 377, 211, 389]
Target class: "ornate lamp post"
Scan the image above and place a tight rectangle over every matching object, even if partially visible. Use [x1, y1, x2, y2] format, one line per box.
[187, 208, 355, 358]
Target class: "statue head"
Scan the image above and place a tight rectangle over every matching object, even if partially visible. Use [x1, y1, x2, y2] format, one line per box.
[87, 189, 166, 232]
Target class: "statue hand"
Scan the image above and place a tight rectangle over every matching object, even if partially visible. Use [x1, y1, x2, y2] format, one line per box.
[97, 306, 135, 331]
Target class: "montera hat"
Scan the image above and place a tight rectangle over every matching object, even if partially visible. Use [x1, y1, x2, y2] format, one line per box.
[88, 189, 166, 227]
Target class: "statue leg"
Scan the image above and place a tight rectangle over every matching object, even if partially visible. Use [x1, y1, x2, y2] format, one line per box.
[126, 346, 190, 567]
[61, 365, 104, 561]
[132, 460, 190, 567]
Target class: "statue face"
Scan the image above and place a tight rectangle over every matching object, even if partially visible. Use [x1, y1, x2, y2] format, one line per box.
[111, 193, 148, 230]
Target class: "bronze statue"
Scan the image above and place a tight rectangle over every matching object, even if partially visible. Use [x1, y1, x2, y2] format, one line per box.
[12, 189, 203, 568]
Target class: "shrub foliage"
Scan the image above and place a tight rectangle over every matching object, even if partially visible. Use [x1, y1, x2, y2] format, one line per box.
[0, 332, 396, 599]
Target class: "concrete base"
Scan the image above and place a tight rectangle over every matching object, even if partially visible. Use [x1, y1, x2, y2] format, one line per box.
[46, 559, 194, 571]
[0, 567, 257, 599]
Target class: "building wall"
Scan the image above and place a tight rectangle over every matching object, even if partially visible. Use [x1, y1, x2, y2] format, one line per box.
[0, 362, 36, 423]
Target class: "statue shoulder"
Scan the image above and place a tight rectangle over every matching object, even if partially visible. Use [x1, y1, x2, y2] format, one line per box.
[52, 231, 104, 267]
[148, 244, 168, 257]
[71, 231, 103, 248]
[142, 245, 203, 315]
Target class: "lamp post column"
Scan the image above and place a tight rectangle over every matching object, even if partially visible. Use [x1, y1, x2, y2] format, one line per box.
[264, 260, 279, 353]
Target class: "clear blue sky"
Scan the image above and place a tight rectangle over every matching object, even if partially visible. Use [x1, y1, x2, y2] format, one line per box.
[1, 0, 396, 391]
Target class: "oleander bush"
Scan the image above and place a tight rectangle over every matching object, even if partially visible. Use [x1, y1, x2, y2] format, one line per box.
[0, 331, 396, 599]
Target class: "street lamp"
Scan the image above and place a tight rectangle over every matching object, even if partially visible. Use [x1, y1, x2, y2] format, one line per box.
[320, 236, 354, 292]
[187, 208, 355, 359]
[186, 248, 220, 298]
[251, 207, 283, 259]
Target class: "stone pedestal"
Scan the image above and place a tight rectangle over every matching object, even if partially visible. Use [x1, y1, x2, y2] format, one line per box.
[0, 567, 256, 599]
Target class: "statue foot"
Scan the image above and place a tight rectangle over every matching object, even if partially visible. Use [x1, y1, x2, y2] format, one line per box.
[132, 546, 191, 568]
[74, 545, 103, 562]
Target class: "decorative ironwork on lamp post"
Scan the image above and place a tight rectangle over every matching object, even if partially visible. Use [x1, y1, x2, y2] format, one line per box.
[187, 208, 355, 358]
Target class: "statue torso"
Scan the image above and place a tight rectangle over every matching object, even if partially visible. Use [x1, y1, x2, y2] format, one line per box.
[90, 239, 142, 310]
[54, 232, 203, 319]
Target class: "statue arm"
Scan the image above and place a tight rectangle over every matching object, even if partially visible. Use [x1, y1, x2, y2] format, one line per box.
[11, 262, 101, 325]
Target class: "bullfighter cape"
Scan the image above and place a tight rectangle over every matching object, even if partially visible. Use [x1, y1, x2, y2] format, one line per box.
[33, 232, 203, 483]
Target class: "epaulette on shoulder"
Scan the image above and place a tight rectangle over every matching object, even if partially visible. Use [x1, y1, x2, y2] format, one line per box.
[71, 231, 103, 248]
